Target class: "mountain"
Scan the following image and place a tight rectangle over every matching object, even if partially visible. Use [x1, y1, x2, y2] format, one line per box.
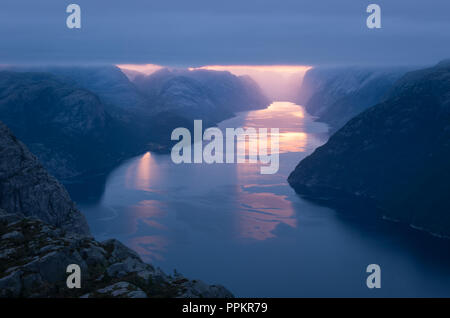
[288, 61, 450, 237]
[179, 69, 269, 113]
[119, 68, 147, 81]
[0, 120, 90, 234]
[0, 70, 195, 182]
[0, 71, 145, 180]
[133, 68, 270, 124]
[0, 123, 232, 298]
[38, 65, 270, 123]
[8, 65, 148, 113]
[158, 75, 229, 124]
[0, 66, 268, 184]
[298, 67, 410, 132]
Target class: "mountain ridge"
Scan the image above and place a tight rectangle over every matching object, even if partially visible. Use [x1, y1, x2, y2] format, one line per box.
[298, 66, 411, 132]
[288, 60, 450, 237]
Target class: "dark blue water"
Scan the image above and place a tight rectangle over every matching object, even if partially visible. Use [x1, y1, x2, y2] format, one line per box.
[78, 102, 450, 297]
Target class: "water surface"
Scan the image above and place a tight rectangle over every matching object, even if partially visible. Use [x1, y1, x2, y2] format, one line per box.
[79, 101, 450, 297]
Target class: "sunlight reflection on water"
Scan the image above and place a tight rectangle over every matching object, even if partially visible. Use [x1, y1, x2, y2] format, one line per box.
[79, 102, 450, 297]
[106, 102, 325, 242]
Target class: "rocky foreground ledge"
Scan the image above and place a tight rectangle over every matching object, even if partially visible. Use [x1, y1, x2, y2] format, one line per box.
[0, 208, 232, 298]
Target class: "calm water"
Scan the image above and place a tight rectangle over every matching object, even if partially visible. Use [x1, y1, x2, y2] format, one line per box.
[78, 101, 450, 297]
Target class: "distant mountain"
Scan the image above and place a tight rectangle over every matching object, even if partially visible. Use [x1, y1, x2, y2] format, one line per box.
[9, 65, 148, 113]
[298, 66, 410, 132]
[179, 69, 269, 113]
[133, 68, 174, 97]
[33, 66, 197, 146]
[288, 61, 450, 237]
[0, 71, 146, 180]
[119, 68, 147, 81]
[159, 75, 229, 125]
[12, 65, 269, 124]
[134, 68, 270, 124]
[0, 66, 269, 182]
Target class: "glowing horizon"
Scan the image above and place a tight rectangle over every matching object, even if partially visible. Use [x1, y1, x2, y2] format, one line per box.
[189, 64, 311, 75]
[117, 63, 312, 101]
[192, 65, 311, 101]
[117, 63, 164, 76]
[117, 63, 311, 75]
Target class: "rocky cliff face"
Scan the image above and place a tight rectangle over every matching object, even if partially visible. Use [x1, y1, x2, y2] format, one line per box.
[288, 61, 450, 237]
[179, 69, 270, 113]
[0, 71, 143, 180]
[158, 75, 228, 124]
[133, 68, 270, 124]
[0, 121, 90, 235]
[0, 124, 232, 298]
[44, 65, 148, 112]
[6, 65, 148, 113]
[0, 209, 232, 298]
[298, 67, 409, 132]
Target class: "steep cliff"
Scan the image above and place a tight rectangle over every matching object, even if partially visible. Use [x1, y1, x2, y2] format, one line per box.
[0, 121, 90, 235]
[134, 68, 270, 124]
[288, 61, 450, 237]
[6, 65, 148, 113]
[0, 71, 144, 180]
[298, 67, 409, 132]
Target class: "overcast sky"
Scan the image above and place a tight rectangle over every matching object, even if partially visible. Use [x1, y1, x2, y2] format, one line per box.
[0, 0, 449, 67]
